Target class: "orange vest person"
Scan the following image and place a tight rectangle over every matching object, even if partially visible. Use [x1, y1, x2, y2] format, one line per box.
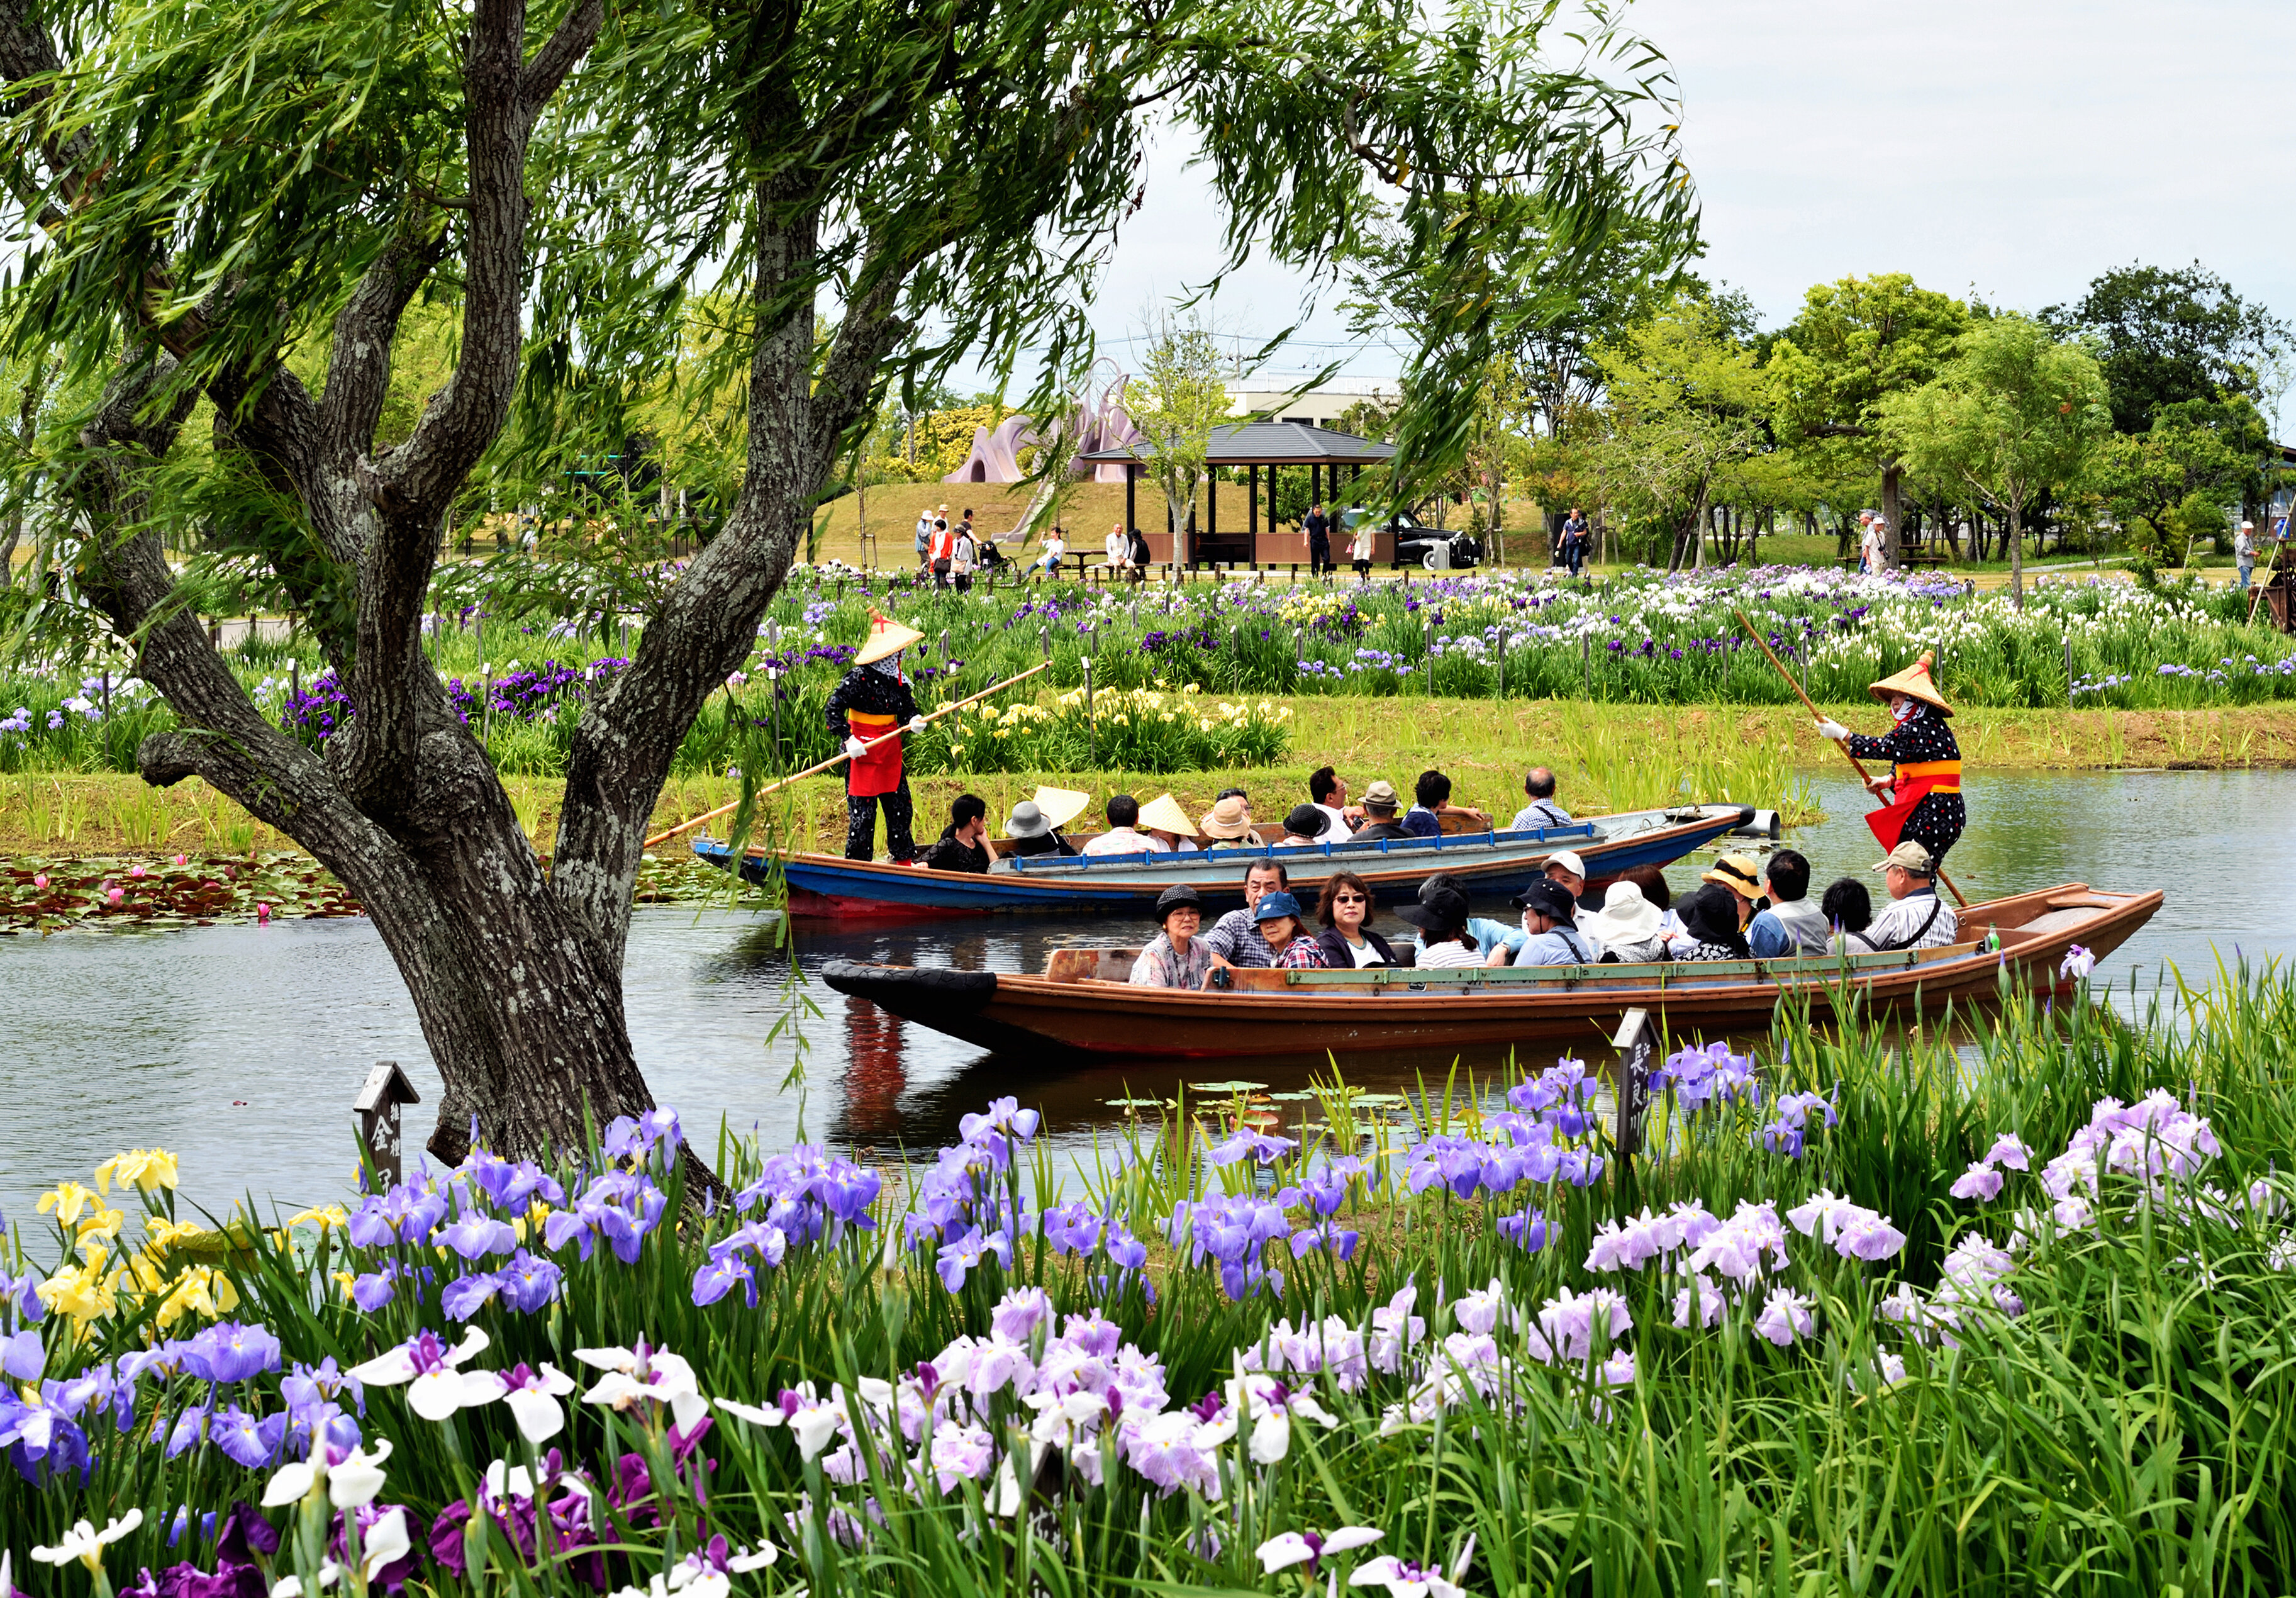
[1814, 649, 1964, 867]
[827, 613, 929, 861]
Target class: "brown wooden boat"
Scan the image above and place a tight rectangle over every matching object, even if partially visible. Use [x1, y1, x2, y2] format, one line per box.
[821, 883, 2162, 1058]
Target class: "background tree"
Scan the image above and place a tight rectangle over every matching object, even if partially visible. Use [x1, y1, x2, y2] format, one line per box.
[1585, 293, 1769, 571]
[2094, 396, 2265, 567]
[0, 0, 1693, 1159]
[2044, 262, 2293, 436]
[1880, 315, 2111, 605]
[1127, 311, 1232, 564]
[1767, 274, 1968, 567]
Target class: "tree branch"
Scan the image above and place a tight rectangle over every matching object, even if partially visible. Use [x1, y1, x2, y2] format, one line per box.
[320, 228, 449, 469]
[522, 0, 605, 121]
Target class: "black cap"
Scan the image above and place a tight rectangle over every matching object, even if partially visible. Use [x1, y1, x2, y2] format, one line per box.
[1511, 878, 1577, 922]
[1395, 883, 1471, 932]
[1153, 884, 1204, 923]
[1281, 803, 1331, 840]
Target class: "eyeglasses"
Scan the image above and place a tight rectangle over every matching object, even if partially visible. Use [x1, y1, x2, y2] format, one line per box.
[1332, 893, 1367, 905]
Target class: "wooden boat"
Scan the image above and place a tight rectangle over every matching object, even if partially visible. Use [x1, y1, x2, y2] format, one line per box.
[820, 883, 2163, 1058]
[694, 803, 1759, 919]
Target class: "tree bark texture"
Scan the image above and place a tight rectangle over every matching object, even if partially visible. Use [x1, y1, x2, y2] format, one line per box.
[1879, 461, 1904, 569]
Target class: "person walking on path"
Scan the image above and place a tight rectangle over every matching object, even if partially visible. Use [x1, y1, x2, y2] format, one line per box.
[827, 613, 929, 863]
[2237, 520, 2257, 591]
[1561, 506, 1588, 578]
[1303, 502, 1332, 578]
[1814, 649, 1965, 869]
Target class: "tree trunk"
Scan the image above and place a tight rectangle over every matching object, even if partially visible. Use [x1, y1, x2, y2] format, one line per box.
[1880, 460, 1904, 568]
[2007, 494, 2024, 606]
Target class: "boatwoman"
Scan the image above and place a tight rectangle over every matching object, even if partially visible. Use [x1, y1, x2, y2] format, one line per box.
[1814, 649, 1964, 868]
[828, 613, 930, 863]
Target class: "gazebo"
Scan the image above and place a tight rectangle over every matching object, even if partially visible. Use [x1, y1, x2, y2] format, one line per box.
[1076, 420, 1398, 567]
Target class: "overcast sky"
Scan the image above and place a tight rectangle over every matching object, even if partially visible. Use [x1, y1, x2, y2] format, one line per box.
[1041, 0, 2296, 394]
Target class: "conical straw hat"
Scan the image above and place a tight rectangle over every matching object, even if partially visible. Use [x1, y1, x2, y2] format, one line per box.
[854, 612, 925, 666]
[1030, 786, 1093, 830]
[1868, 649, 1953, 716]
[1137, 793, 1198, 836]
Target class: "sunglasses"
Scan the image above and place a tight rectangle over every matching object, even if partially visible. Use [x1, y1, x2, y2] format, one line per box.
[1332, 893, 1367, 905]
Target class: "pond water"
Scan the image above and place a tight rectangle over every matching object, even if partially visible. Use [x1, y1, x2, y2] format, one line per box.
[4, 767, 2291, 1225]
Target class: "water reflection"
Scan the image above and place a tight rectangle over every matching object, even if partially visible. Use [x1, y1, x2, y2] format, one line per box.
[3, 767, 2289, 1224]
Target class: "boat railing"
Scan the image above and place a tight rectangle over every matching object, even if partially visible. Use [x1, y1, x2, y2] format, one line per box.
[1007, 820, 1602, 874]
[1242, 941, 1983, 992]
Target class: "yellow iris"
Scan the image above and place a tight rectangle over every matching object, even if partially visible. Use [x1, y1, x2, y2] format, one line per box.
[75, 1207, 125, 1252]
[37, 1182, 98, 1229]
[142, 1218, 207, 1254]
[94, 1149, 180, 1195]
[286, 1204, 350, 1231]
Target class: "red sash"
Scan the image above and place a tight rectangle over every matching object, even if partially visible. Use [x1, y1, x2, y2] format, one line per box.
[1864, 761, 1961, 851]
[846, 710, 904, 796]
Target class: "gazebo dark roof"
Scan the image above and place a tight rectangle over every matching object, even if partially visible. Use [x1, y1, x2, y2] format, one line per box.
[1078, 420, 1395, 469]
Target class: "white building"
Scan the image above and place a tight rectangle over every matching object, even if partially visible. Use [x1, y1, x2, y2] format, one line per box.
[1223, 377, 1398, 430]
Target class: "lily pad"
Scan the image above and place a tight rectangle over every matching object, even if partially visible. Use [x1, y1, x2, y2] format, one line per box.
[1190, 1080, 1269, 1093]
[1102, 1097, 1167, 1109]
[1263, 1091, 1318, 1102]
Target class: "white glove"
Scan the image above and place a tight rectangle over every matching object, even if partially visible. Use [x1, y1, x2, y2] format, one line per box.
[908, 715, 928, 733]
[1814, 718, 1848, 741]
[843, 736, 867, 759]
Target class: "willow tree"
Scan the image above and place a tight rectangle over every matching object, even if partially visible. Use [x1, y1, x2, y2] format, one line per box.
[0, 0, 1693, 1161]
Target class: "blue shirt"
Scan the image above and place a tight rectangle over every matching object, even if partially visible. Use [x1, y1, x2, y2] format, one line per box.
[1508, 800, 1573, 832]
[1514, 926, 1596, 967]
[1747, 910, 1793, 959]
[1413, 916, 1524, 961]
[1402, 807, 1442, 838]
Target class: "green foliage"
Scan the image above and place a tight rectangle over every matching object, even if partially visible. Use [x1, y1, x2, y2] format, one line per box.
[1128, 312, 1234, 549]
[2043, 260, 2294, 433]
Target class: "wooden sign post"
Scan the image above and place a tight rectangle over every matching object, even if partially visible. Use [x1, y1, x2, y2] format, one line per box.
[1611, 1007, 1658, 1160]
[353, 1061, 422, 1188]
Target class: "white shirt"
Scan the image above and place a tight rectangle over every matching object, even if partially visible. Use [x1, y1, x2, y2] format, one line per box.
[1081, 827, 1156, 857]
[1342, 936, 1385, 968]
[1839, 890, 1959, 953]
[1042, 537, 1067, 562]
[1106, 531, 1128, 564]
[952, 534, 976, 573]
[1417, 939, 1484, 969]
[1313, 803, 1354, 842]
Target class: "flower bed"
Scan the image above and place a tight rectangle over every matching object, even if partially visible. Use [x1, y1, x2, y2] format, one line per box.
[6, 964, 2296, 1589]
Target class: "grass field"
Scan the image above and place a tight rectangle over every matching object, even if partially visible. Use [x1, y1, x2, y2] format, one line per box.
[8, 695, 2294, 860]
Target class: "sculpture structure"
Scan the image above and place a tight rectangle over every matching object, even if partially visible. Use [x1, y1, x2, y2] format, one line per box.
[945, 360, 1146, 484]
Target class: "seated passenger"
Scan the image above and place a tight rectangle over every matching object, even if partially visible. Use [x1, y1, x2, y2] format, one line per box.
[1278, 804, 1332, 848]
[1508, 767, 1573, 832]
[1395, 883, 1483, 968]
[1138, 793, 1203, 854]
[1002, 790, 1085, 862]
[1542, 849, 1593, 929]
[1402, 769, 1488, 837]
[1747, 849, 1828, 956]
[1308, 766, 1357, 841]
[1198, 793, 1265, 849]
[1351, 780, 1413, 842]
[1584, 880, 1670, 963]
[1311, 871, 1397, 968]
[1840, 841, 1959, 951]
[1511, 878, 1597, 966]
[921, 793, 991, 873]
[1081, 794, 1154, 856]
[1130, 884, 1213, 990]
[1203, 861, 1288, 970]
[1672, 883, 1753, 961]
[1820, 876, 1874, 945]
[1251, 891, 1326, 969]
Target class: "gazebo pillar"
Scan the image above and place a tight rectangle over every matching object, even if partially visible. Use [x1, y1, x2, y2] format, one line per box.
[1125, 463, 1137, 535]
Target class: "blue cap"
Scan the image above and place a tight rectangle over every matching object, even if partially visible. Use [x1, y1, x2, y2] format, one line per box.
[1252, 890, 1304, 924]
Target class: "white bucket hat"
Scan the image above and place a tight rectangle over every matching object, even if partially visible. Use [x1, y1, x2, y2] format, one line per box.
[1583, 880, 1661, 946]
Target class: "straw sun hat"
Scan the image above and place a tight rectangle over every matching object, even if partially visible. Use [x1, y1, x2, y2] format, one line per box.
[1867, 649, 1953, 716]
[853, 612, 925, 666]
[1199, 795, 1256, 839]
[1011, 786, 1091, 835]
[1137, 793, 1199, 837]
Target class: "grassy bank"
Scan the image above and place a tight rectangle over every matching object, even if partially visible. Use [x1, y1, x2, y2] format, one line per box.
[8, 696, 2295, 862]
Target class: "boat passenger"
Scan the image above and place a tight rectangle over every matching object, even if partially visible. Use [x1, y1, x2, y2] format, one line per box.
[1839, 841, 1958, 952]
[1542, 849, 1593, 928]
[1584, 880, 1670, 964]
[1130, 885, 1213, 990]
[1747, 849, 1827, 956]
[1251, 892, 1324, 969]
[1820, 877, 1873, 943]
[1672, 884, 1753, 962]
[1351, 780, 1413, 842]
[1509, 768, 1573, 832]
[1203, 862, 1288, 970]
[1138, 793, 1203, 854]
[1001, 795, 1083, 863]
[1198, 794, 1265, 849]
[1395, 883, 1483, 969]
[1395, 871, 1528, 968]
[1308, 766, 1356, 841]
[1312, 871, 1397, 968]
[1702, 852, 1765, 912]
[1511, 878, 1597, 967]
[1408, 769, 1489, 837]
[922, 793, 993, 873]
[1278, 804, 1332, 849]
[1081, 795, 1156, 857]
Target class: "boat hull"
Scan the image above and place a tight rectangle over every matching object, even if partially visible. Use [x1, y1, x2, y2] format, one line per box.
[700, 804, 1752, 917]
[821, 885, 2163, 1058]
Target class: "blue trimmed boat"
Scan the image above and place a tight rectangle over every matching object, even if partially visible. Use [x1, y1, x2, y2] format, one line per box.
[691, 803, 1758, 917]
